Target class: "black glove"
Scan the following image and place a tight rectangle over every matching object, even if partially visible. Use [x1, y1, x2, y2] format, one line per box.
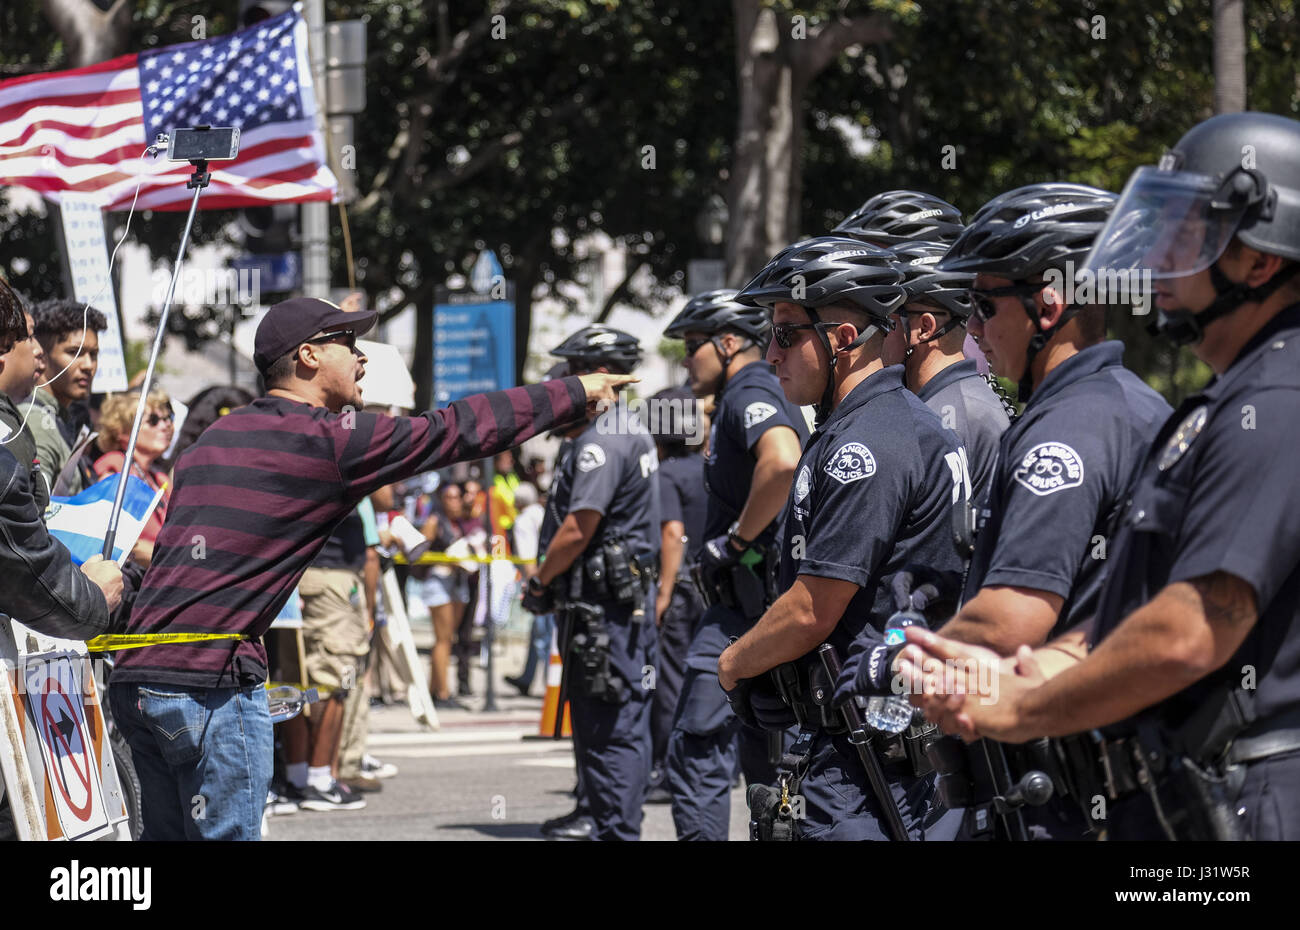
[749, 684, 797, 730]
[722, 676, 759, 729]
[521, 576, 555, 615]
[697, 533, 742, 582]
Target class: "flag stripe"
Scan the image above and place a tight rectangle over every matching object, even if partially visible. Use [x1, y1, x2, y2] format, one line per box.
[0, 10, 335, 209]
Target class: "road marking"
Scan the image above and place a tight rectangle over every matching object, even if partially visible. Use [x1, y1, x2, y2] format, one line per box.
[376, 742, 573, 760]
[367, 726, 537, 747]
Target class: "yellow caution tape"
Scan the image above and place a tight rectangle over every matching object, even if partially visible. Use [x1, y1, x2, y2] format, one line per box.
[393, 551, 535, 566]
[85, 632, 248, 652]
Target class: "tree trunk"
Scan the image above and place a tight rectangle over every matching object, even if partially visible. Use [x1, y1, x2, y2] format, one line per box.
[1213, 0, 1247, 113]
[726, 2, 892, 285]
[41, 0, 132, 67]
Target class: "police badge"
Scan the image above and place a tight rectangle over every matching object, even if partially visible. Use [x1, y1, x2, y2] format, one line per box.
[1157, 405, 1208, 472]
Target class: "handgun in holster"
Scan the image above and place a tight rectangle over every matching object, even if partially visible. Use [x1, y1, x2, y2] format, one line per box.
[568, 601, 629, 704]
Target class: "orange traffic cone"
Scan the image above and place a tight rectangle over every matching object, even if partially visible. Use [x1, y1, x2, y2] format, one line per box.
[537, 637, 571, 738]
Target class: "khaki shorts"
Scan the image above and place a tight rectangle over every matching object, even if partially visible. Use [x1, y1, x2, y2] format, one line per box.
[300, 567, 369, 694]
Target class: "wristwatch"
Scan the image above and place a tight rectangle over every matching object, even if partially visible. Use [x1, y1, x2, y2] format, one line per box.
[727, 521, 753, 551]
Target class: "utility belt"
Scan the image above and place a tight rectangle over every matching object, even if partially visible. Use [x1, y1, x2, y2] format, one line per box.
[690, 545, 779, 621]
[768, 659, 938, 778]
[558, 600, 630, 705]
[1054, 695, 1300, 841]
[579, 535, 657, 610]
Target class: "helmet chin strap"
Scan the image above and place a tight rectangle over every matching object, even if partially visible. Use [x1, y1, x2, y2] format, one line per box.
[1016, 291, 1083, 403]
[710, 332, 754, 394]
[902, 311, 964, 359]
[1150, 260, 1300, 347]
[804, 307, 881, 426]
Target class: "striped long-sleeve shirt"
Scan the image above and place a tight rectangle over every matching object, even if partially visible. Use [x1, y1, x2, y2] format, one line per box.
[112, 378, 586, 688]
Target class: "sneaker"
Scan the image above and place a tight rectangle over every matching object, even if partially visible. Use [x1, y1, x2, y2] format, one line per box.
[299, 780, 367, 812]
[339, 773, 384, 793]
[362, 755, 399, 780]
[268, 783, 303, 816]
[433, 695, 470, 711]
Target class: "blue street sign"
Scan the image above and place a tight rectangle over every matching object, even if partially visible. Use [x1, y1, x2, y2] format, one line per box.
[433, 298, 515, 404]
[470, 250, 504, 294]
[233, 252, 301, 292]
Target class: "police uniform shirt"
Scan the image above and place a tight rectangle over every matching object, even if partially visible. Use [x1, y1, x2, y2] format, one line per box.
[540, 408, 661, 568]
[704, 361, 809, 543]
[777, 365, 968, 661]
[916, 358, 1010, 507]
[962, 341, 1171, 636]
[658, 453, 708, 568]
[1092, 304, 1300, 727]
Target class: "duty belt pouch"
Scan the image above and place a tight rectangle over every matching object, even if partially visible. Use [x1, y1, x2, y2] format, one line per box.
[603, 538, 640, 607]
[584, 550, 610, 600]
[903, 720, 940, 777]
[749, 729, 813, 841]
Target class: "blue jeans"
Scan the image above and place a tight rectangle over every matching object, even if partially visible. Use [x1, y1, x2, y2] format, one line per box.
[518, 612, 555, 685]
[110, 683, 273, 841]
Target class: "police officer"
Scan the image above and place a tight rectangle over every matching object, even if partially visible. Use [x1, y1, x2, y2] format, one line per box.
[880, 240, 1010, 507]
[903, 112, 1300, 842]
[527, 325, 660, 841]
[860, 184, 1171, 840]
[644, 386, 708, 804]
[660, 289, 807, 840]
[718, 237, 969, 840]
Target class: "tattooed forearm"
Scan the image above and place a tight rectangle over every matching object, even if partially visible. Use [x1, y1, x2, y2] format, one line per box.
[1171, 572, 1258, 631]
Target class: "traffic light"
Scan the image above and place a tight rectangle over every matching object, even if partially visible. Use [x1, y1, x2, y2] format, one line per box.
[238, 203, 298, 254]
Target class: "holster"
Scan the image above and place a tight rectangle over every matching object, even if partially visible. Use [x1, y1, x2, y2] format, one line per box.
[691, 547, 773, 622]
[566, 601, 629, 704]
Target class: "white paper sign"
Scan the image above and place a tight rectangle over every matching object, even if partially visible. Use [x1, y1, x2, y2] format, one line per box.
[58, 194, 128, 393]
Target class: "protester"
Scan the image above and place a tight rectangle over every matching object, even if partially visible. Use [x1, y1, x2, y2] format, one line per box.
[25, 298, 107, 495]
[0, 276, 122, 637]
[107, 296, 630, 840]
[0, 302, 50, 511]
[505, 480, 550, 696]
[92, 388, 174, 568]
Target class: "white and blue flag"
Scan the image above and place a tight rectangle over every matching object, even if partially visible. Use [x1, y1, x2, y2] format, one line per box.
[45, 474, 165, 565]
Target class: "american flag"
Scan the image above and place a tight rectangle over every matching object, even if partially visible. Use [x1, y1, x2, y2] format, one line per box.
[0, 8, 336, 211]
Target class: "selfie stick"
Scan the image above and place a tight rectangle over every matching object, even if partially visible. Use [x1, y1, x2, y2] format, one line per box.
[102, 144, 213, 560]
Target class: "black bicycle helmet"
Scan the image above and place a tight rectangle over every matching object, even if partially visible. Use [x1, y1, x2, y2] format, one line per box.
[664, 289, 771, 345]
[938, 183, 1116, 279]
[938, 183, 1115, 401]
[835, 190, 965, 247]
[891, 240, 975, 319]
[737, 236, 904, 423]
[550, 324, 642, 374]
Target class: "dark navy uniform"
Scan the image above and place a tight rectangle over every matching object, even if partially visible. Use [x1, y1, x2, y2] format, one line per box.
[964, 342, 1171, 634]
[916, 358, 1009, 508]
[540, 408, 660, 840]
[667, 361, 808, 841]
[959, 340, 1170, 839]
[651, 453, 708, 787]
[1088, 304, 1300, 840]
[774, 365, 968, 840]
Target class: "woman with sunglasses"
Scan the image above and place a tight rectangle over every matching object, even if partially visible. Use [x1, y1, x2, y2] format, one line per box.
[93, 387, 174, 567]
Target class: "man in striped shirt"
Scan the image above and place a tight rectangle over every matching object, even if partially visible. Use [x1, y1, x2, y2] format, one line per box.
[108, 297, 632, 840]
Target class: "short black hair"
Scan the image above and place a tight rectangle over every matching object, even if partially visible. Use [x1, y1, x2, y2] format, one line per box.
[260, 350, 297, 391]
[0, 276, 26, 350]
[30, 298, 107, 353]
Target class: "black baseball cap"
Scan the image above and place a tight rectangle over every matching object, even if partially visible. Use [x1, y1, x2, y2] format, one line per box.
[254, 297, 377, 373]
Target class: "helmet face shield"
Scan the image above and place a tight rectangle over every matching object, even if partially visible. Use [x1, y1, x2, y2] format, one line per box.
[1082, 166, 1249, 281]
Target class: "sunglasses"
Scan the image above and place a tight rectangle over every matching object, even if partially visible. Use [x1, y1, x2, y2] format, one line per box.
[146, 410, 174, 427]
[683, 336, 713, 357]
[969, 284, 1043, 323]
[770, 322, 822, 349]
[307, 329, 357, 351]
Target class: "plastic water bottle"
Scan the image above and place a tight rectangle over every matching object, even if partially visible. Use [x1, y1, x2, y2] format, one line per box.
[266, 685, 318, 724]
[863, 609, 928, 734]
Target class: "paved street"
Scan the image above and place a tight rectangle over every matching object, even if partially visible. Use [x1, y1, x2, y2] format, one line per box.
[266, 639, 748, 841]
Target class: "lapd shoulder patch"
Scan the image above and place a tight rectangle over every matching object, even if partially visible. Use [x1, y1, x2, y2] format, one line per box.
[824, 442, 876, 484]
[1013, 441, 1084, 496]
[794, 465, 812, 502]
[744, 401, 778, 430]
[577, 443, 607, 472]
